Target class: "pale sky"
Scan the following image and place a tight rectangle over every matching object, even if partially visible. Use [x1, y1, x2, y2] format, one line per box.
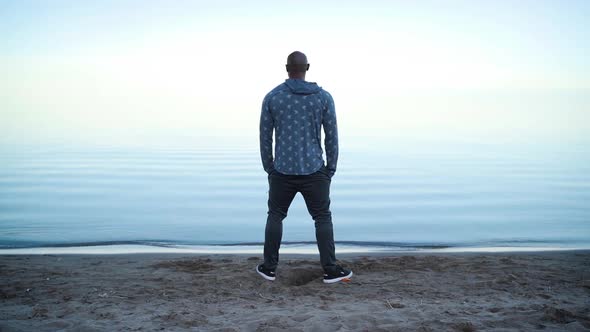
[1, 0, 589, 147]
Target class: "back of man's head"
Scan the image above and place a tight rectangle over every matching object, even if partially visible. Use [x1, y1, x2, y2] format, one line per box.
[286, 51, 309, 74]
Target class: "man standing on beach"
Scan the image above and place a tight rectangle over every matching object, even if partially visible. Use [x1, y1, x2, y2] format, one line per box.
[256, 51, 353, 284]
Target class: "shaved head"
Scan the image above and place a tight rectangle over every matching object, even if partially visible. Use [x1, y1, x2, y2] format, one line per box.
[286, 51, 309, 74]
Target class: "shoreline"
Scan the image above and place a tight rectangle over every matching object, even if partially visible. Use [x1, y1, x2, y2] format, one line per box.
[1, 243, 588, 255]
[1, 251, 589, 331]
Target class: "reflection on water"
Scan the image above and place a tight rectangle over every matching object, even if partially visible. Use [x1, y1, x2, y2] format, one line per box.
[1, 139, 589, 252]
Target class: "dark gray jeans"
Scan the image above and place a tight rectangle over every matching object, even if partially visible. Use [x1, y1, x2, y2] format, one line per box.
[263, 165, 337, 273]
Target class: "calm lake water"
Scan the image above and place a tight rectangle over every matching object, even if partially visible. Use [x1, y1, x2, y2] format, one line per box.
[1, 138, 589, 253]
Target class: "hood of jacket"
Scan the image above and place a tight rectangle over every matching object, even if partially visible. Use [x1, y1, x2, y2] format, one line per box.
[284, 78, 322, 95]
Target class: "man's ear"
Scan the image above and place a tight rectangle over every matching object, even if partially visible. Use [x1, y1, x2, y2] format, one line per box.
[286, 65, 290, 72]
[306, 64, 310, 71]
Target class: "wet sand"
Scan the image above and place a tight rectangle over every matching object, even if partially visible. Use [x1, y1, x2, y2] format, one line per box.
[1, 250, 589, 331]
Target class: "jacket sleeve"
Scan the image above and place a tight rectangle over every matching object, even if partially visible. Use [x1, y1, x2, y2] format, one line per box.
[259, 95, 275, 174]
[322, 92, 338, 178]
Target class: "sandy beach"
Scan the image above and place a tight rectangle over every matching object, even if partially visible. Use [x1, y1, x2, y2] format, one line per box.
[1, 250, 589, 331]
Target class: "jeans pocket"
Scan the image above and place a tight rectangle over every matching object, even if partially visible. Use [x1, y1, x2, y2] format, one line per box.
[319, 166, 331, 179]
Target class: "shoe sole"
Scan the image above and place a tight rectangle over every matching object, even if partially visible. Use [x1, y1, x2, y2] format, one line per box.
[323, 271, 353, 284]
[255, 266, 276, 281]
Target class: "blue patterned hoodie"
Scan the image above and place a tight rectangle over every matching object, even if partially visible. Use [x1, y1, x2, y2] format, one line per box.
[259, 78, 338, 177]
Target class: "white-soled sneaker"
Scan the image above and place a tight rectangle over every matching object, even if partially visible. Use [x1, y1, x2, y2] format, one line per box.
[256, 264, 276, 281]
[323, 266, 353, 284]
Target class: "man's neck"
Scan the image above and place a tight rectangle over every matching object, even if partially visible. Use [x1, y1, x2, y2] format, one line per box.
[288, 74, 306, 80]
